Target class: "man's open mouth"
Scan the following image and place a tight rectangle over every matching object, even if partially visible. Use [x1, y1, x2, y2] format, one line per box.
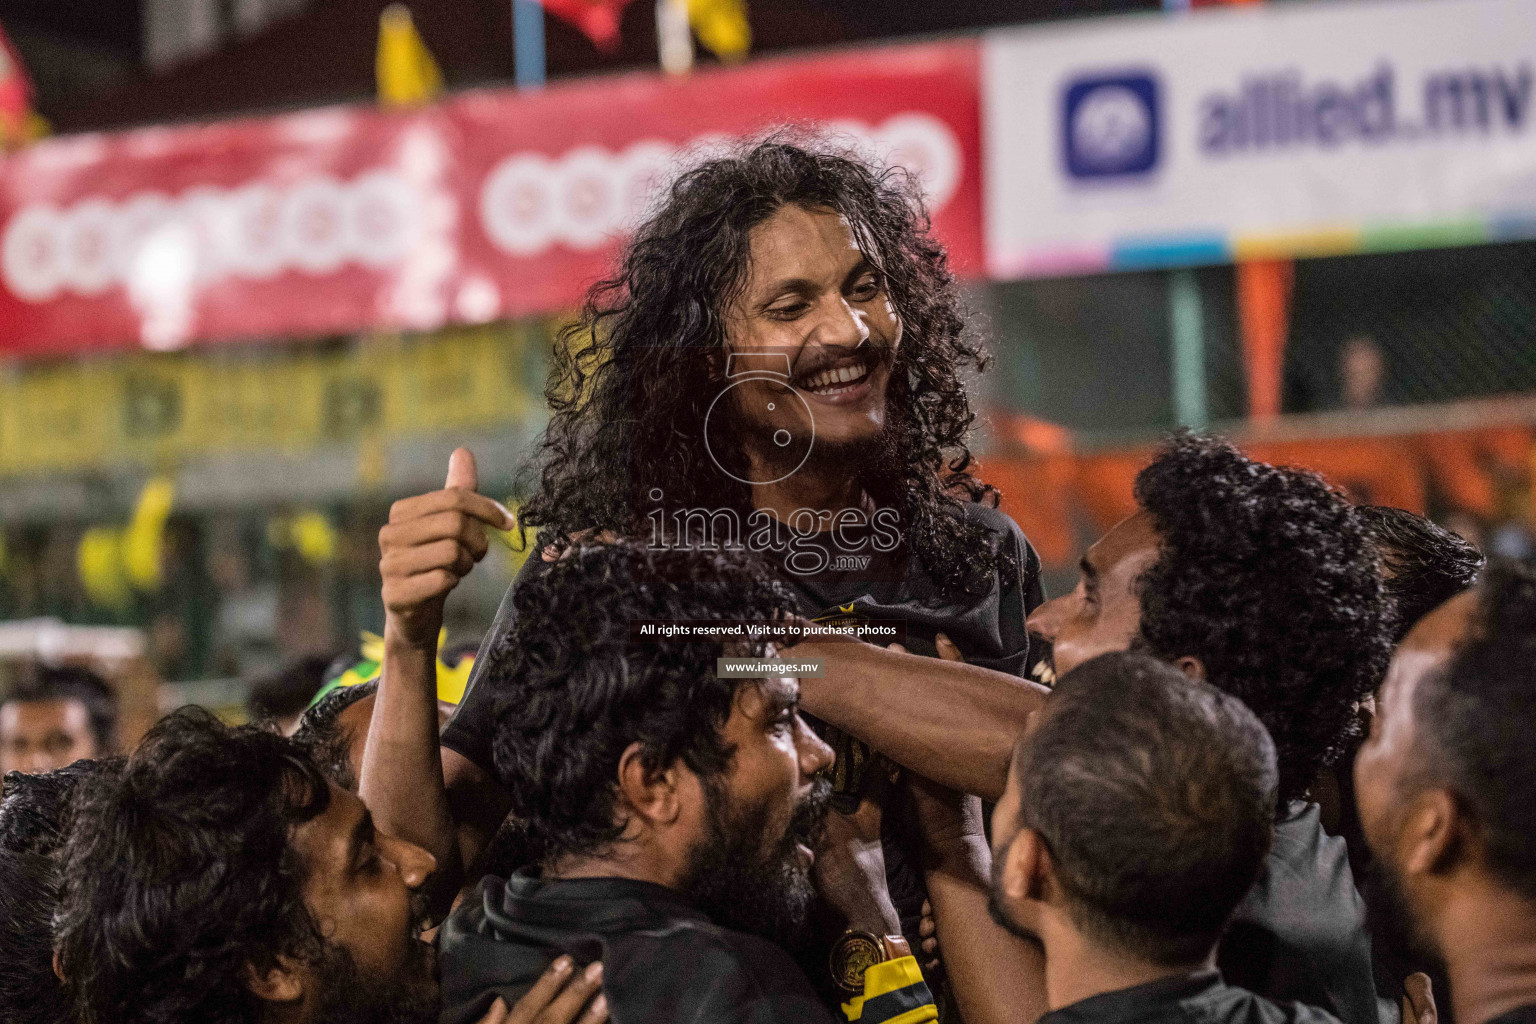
[796, 354, 874, 397]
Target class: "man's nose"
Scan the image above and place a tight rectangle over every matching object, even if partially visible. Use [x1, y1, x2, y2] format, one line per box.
[379, 834, 438, 889]
[1025, 597, 1065, 643]
[812, 297, 871, 352]
[794, 714, 835, 776]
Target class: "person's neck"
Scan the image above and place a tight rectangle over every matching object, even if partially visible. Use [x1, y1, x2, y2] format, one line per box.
[748, 463, 866, 526]
[1045, 928, 1212, 1012]
[1438, 878, 1536, 1024]
[545, 847, 685, 891]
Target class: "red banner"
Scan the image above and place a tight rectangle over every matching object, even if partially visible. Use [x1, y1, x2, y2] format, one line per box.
[0, 40, 981, 357]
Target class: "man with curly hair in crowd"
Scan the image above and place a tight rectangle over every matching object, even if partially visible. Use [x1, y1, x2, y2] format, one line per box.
[363, 136, 1049, 985]
[794, 433, 1395, 1024]
[437, 539, 934, 1024]
[50, 709, 609, 1024]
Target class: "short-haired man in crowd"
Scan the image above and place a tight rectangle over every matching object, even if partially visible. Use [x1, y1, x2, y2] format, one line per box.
[438, 541, 935, 1024]
[1, 665, 118, 775]
[976, 652, 1339, 1024]
[1355, 559, 1536, 1024]
[795, 433, 1394, 1024]
[51, 708, 608, 1024]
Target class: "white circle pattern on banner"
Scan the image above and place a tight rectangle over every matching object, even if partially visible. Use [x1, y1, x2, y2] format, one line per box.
[0, 171, 425, 301]
[0, 113, 963, 302]
[476, 113, 965, 257]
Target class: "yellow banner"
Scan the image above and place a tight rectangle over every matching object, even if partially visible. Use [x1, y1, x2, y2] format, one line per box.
[0, 324, 542, 478]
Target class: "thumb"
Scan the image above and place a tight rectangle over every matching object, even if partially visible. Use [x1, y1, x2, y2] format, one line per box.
[446, 447, 479, 492]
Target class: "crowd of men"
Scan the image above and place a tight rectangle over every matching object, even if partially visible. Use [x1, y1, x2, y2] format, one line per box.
[2, 137, 1534, 1024]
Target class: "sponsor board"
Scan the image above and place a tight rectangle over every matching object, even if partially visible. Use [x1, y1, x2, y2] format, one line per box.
[983, 0, 1536, 277]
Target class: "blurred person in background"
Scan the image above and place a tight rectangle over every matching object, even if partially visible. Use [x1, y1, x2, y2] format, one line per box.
[1340, 336, 1388, 411]
[0, 665, 118, 776]
[0, 758, 121, 1024]
[247, 654, 334, 735]
[52, 708, 608, 1024]
[1354, 560, 1536, 1024]
[913, 652, 1340, 1024]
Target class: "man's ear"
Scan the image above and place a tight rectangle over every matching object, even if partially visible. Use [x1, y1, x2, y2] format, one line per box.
[999, 827, 1051, 930]
[1403, 789, 1466, 877]
[616, 740, 685, 829]
[1173, 656, 1206, 681]
[243, 956, 305, 1005]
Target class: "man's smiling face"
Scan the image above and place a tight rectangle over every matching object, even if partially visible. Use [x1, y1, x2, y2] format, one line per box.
[723, 204, 903, 469]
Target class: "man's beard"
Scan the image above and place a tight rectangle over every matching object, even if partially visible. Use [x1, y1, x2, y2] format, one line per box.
[308, 935, 439, 1024]
[1363, 855, 1446, 978]
[986, 835, 1042, 946]
[684, 775, 832, 946]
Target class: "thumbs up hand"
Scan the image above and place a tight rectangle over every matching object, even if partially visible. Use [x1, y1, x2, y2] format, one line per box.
[379, 447, 516, 648]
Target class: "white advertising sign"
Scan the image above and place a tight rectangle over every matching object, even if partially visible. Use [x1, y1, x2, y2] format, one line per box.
[983, 0, 1536, 277]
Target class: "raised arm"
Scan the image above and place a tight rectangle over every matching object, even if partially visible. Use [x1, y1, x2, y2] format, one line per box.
[791, 632, 1046, 802]
[906, 772, 1049, 1024]
[360, 448, 515, 907]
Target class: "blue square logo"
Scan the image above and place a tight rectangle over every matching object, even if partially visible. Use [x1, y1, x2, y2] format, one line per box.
[1062, 72, 1161, 179]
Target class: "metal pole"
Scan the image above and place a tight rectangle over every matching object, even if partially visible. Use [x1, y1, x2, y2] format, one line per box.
[513, 0, 545, 88]
[1169, 269, 1208, 429]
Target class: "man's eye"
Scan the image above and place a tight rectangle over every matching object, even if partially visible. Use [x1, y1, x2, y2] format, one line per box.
[767, 303, 808, 319]
[850, 278, 880, 300]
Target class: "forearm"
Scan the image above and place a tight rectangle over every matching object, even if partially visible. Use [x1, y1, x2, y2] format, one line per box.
[360, 635, 463, 901]
[922, 836, 1049, 1024]
[797, 642, 1045, 801]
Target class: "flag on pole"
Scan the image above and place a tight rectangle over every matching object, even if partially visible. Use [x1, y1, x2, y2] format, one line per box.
[686, 0, 749, 62]
[376, 4, 443, 107]
[543, 0, 638, 53]
[0, 20, 38, 149]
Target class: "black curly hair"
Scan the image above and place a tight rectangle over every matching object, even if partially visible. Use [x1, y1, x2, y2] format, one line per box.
[1133, 433, 1393, 804]
[293, 679, 379, 791]
[487, 539, 797, 864]
[1356, 505, 1484, 642]
[54, 708, 332, 1024]
[1412, 558, 1536, 901]
[515, 134, 1009, 599]
[0, 759, 121, 1024]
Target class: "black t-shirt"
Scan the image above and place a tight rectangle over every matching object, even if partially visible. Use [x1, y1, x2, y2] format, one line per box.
[1220, 802, 1379, 1024]
[439, 872, 837, 1024]
[1039, 970, 1343, 1024]
[441, 502, 1044, 953]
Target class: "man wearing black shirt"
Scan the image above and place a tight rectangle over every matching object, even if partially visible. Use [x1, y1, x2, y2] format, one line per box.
[795, 435, 1392, 1024]
[1354, 560, 1536, 1024]
[437, 541, 935, 1024]
[362, 139, 1047, 971]
[967, 652, 1340, 1024]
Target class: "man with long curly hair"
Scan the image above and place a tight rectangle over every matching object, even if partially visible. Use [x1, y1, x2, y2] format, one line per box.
[50, 709, 609, 1024]
[363, 137, 1050, 987]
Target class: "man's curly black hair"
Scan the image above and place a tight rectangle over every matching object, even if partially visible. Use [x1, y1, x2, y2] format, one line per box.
[1134, 433, 1393, 804]
[293, 679, 379, 792]
[487, 540, 797, 865]
[1412, 558, 1536, 902]
[515, 134, 1010, 599]
[54, 708, 332, 1024]
[1356, 505, 1484, 642]
[0, 759, 121, 1024]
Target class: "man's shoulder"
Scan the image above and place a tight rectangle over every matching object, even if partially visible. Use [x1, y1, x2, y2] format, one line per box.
[1200, 983, 1346, 1024]
[612, 920, 838, 1023]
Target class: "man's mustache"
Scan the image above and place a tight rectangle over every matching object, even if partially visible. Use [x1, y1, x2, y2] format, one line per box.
[790, 775, 833, 850]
